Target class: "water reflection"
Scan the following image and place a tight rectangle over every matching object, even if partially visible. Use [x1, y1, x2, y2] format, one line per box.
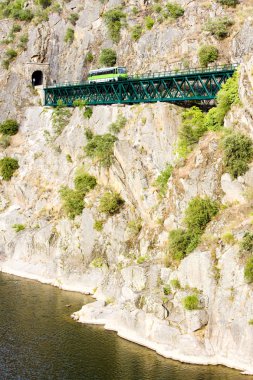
[0, 273, 251, 380]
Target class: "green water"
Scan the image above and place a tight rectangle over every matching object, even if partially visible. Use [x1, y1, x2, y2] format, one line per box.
[0, 272, 250, 380]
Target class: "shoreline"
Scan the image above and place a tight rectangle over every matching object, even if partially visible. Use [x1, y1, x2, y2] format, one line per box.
[1, 265, 253, 377]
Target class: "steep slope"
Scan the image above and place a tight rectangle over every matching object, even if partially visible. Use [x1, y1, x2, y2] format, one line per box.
[0, 0, 253, 374]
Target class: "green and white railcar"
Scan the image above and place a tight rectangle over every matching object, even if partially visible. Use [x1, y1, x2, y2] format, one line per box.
[87, 67, 128, 83]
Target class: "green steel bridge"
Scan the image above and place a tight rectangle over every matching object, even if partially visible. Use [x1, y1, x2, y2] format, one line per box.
[44, 64, 238, 107]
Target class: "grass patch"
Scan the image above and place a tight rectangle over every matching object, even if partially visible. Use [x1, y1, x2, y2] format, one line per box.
[131, 25, 142, 41]
[154, 164, 173, 197]
[12, 223, 25, 232]
[64, 28, 74, 44]
[109, 114, 127, 134]
[94, 220, 104, 232]
[182, 294, 199, 310]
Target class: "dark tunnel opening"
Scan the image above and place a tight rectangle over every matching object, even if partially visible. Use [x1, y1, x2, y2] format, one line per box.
[32, 70, 43, 86]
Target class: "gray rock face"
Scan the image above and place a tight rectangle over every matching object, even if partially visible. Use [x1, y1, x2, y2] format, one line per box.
[0, 0, 253, 375]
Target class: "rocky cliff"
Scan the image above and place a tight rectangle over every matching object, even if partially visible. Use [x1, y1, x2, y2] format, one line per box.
[0, 0, 253, 375]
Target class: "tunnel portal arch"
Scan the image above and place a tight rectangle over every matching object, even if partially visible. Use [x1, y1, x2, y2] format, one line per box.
[32, 70, 43, 86]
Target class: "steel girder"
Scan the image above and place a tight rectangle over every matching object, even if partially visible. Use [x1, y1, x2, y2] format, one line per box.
[44, 69, 235, 107]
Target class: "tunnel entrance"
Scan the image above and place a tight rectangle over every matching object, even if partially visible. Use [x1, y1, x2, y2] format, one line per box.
[32, 70, 43, 86]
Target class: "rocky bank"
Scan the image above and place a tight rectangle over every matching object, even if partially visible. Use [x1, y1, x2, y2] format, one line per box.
[0, 0, 253, 375]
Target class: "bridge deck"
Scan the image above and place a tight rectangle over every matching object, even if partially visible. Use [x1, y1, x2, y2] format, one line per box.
[44, 64, 238, 107]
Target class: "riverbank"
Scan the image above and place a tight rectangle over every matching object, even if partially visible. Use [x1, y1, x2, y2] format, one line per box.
[1, 263, 253, 377]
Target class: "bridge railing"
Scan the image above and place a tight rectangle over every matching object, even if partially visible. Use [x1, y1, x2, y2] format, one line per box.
[45, 63, 238, 89]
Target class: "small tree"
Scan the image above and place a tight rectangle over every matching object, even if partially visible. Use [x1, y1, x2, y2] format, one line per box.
[198, 45, 219, 67]
[99, 49, 117, 67]
[223, 132, 253, 179]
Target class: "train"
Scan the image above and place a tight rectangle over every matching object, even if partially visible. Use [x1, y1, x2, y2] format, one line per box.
[87, 66, 128, 83]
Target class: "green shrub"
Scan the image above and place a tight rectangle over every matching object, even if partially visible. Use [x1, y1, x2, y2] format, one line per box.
[204, 17, 233, 39]
[216, 72, 240, 113]
[90, 257, 104, 268]
[51, 106, 71, 138]
[18, 33, 28, 49]
[59, 187, 84, 219]
[184, 196, 219, 234]
[73, 99, 87, 109]
[155, 164, 173, 197]
[6, 48, 17, 59]
[0, 135, 11, 148]
[240, 232, 253, 252]
[103, 7, 126, 43]
[177, 72, 239, 156]
[216, 0, 239, 6]
[170, 279, 181, 289]
[222, 132, 253, 179]
[74, 170, 97, 194]
[168, 229, 199, 260]
[178, 106, 206, 157]
[94, 220, 104, 232]
[85, 51, 94, 63]
[83, 107, 93, 119]
[0, 0, 33, 21]
[145, 16, 155, 30]
[84, 133, 117, 167]
[12, 223, 25, 232]
[222, 232, 235, 245]
[85, 128, 93, 141]
[163, 285, 171, 295]
[168, 197, 219, 260]
[0, 157, 19, 180]
[137, 256, 147, 264]
[0, 119, 19, 135]
[131, 25, 142, 41]
[38, 0, 51, 8]
[127, 218, 142, 236]
[182, 295, 199, 310]
[244, 257, 253, 283]
[249, 319, 253, 325]
[68, 12, 79, 25]
[109, 114, 127, 134]
[198, 45, 219, 67]
[99, 48, 117, 67]
[64, 28, 74, 43]
[60, 169, 96, 219]
[11, 23, 21, 33]
[166, 2, 184, 18]
[99, 191, 124, 215]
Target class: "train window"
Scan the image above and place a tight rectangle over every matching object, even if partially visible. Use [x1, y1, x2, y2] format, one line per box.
[118, 68, 126, 74]
[32, 70, 43, 86]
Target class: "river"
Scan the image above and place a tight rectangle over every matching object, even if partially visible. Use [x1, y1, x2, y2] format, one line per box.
[0, 272, 250, 380]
